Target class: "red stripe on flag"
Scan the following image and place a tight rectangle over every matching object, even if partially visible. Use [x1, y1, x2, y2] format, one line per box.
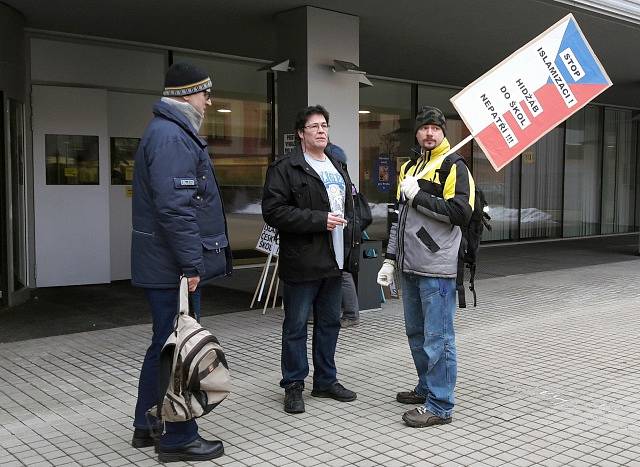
[475, 83, 609, 171]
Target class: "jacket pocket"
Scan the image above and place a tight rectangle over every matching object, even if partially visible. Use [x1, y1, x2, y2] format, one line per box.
[291, 181, 310, 208]
[201, 233, 229, 280]
[416, 226, 441, 253]
[202, 233, 228, 251]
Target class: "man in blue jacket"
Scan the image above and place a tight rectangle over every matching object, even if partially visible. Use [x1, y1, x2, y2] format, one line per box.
[130, 62, 232, 462]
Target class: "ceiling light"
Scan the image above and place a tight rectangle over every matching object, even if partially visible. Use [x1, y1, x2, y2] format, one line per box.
[358, 110, 371, 114]
[217, 109, 231, 113]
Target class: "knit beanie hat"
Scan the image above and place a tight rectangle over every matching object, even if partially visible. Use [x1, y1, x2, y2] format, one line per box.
[163, 62, 212, 97]
[414, 106, 446, 136]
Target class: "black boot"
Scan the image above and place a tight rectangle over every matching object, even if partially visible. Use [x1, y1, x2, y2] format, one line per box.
[284, 382, 305, 413]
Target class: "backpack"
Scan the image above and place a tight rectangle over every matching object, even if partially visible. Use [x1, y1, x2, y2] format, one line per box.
[149, 277, 231, 425]
[436, 154, 492, 308]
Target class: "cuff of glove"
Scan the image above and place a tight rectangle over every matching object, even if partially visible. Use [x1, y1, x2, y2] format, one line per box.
[383, 259, 396, 268]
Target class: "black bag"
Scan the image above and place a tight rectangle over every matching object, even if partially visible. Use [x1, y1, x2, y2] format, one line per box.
[345, 188, 372, 274]
[354, 192, 372, 232]
[436, 154, 491, 308]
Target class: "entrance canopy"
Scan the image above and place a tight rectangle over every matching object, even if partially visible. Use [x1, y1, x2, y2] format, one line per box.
[6, 0, 640, 107]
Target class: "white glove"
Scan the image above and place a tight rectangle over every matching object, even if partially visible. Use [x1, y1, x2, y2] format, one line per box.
[377, 259, 396, 287]
[400, 176, 420, 201]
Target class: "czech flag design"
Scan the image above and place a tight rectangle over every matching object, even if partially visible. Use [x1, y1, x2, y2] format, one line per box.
[451, 14, 612, 171]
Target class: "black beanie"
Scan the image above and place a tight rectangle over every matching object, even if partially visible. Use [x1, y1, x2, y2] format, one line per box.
[163, 62, 212, 97]
[414, 106, 446, 136]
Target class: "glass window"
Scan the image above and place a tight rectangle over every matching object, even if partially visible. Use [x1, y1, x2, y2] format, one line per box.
[520, 127, 565, 239]
[110, 137, 139, 185]
[473, 142, 521, 241]
[418, 84, 472, 149]
[563, 106, 602, 237]
[602, 108, 637, 234]
[359, 79, 413, 241]
[174, 53, 271, 258]
[45, 134, 99, 185]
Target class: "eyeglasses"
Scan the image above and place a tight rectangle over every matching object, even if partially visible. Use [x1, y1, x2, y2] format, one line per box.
[203, 90, 212, 100]
[304, 123, 330, 131]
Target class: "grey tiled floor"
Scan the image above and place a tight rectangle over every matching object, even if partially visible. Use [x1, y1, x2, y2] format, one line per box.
[1, 258, 640, 466]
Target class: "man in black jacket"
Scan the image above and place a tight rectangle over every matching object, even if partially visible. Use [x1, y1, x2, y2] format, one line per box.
[262, 105, 357, 414]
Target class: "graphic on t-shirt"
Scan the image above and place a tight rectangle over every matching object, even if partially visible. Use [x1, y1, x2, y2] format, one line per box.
[304, 155, 346, 269]
[321, 171, 346, 217]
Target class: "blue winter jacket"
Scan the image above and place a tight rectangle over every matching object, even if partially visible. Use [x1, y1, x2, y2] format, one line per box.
[131, 100, 232, 288]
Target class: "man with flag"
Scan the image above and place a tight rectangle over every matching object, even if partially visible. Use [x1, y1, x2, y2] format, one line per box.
[377, 106, 474, 427]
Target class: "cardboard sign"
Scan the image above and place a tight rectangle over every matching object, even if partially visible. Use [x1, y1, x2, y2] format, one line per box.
[256, 224, 279, 257]
[451, 14, 611, 171]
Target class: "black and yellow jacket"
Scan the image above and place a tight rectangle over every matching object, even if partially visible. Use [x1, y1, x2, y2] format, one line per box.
[387, 138, 474, 277]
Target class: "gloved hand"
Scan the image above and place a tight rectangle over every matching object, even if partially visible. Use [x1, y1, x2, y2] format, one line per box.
[400, 176, 420, 202]
[377, 259, 396, 287]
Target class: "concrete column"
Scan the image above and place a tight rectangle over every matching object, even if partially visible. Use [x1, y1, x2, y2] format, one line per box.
[275, 6, 360, 186]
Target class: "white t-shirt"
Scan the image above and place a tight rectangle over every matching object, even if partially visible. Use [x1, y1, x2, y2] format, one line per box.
[304, 154, 346, 269]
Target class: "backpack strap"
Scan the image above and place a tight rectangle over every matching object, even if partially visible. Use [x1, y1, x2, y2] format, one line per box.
[456, 256, 466, 309]
[468, 263, 477, 307]
[435, 153, 466, 185]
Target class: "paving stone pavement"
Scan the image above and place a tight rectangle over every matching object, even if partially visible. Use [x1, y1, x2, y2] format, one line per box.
[1, 259, 640, 466]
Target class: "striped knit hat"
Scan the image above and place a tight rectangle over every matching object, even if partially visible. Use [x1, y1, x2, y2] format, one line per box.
[163, 62, 212, 97]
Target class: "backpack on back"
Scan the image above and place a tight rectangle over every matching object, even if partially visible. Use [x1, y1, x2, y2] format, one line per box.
[436, 154, 492, 308]
[149, 277, 231, 424]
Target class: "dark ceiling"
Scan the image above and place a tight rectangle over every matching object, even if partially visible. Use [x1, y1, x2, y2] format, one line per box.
[4, 0, 640, 107]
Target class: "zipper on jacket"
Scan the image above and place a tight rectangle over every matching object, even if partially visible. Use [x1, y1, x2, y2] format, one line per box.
[397, 148, 431, 271]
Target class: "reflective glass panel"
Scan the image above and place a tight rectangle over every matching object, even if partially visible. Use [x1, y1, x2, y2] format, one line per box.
[602, 108, 637, 234]
[472, 142, 520, 241]
[174, 54, 271, 257]
[110, 137, 139, 185]
[520, 127, 564, 239]
[563, 106, 602, 237]
[45, 134, 99, 185]
[359, 79, 413, 241]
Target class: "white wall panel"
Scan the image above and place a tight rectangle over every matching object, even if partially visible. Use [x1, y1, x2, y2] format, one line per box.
[32, 86, 110, 286]
[31, 38, 165, 91]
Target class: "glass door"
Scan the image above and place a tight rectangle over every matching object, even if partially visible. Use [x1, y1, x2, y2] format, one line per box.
[0, 92, 7, 307]
[9, 99, 28, 292]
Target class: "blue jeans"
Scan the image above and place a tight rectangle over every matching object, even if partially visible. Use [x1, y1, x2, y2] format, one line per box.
[401, 273, 457, 418]
[280, 276, 342, 389]
[134, 288, 200, 448]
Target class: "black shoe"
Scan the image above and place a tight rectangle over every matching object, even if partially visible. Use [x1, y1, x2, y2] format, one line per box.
[131, 428, 158, 452]
[284, 383, 305, 414]
[402, 407, 452, 428]
[396, 389, 427, 404]
[311, 382, 357, 402]
[158, 436, 224, 463]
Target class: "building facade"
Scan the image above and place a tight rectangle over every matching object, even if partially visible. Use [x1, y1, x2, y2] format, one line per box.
[1, 0, 639, 307]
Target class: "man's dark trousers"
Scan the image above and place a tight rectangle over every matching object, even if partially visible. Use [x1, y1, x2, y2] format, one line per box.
[280, 276, 342, 389]
[134, 288, 201, 447]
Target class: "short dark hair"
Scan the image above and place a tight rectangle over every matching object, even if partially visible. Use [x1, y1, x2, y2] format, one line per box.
[294, 105, 330, 140]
